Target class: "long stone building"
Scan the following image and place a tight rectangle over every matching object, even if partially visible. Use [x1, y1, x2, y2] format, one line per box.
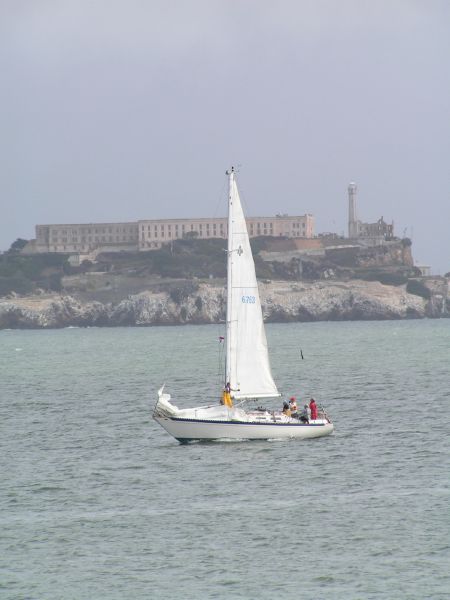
[26, 214, 315, 255]
[32, 222, 139, 254]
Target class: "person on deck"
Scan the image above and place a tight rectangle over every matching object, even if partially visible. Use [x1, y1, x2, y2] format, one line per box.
[300, 404, 311, 424]
[289, 396, 298, 417]
[222, 382, 233, 408]
[309, 398, 318, 420]
[282, 402, 291, 417]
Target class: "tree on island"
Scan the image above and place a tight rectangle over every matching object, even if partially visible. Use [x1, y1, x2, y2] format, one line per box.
[7, 238, 28, 254]
[183, 231, 199, 239]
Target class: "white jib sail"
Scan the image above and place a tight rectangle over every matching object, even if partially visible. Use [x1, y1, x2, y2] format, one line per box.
[225, 169, 280, 400]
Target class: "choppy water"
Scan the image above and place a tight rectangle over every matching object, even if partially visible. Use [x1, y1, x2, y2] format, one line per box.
[0, 320, 449, 599]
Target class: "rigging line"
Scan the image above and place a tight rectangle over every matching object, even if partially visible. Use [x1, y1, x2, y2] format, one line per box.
[220, 344, 225, 388]
[216, 325, 225, 388]
[211, 177, 228, 220]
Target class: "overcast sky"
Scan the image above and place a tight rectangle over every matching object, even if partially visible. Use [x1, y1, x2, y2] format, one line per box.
[1, 0, 449, 272]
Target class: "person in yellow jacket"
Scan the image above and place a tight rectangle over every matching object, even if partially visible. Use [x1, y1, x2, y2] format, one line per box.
[221, 382, 233, 408]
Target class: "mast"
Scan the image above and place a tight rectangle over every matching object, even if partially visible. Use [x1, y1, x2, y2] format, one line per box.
[225, 167, 234, 387]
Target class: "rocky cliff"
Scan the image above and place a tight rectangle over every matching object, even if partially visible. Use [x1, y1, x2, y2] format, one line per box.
[0, 278, 448, 329]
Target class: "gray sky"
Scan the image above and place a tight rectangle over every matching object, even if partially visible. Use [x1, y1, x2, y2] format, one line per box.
[1, 0, 449, 272]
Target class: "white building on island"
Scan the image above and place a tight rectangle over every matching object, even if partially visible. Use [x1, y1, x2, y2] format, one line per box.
[24, 214, 315, 255]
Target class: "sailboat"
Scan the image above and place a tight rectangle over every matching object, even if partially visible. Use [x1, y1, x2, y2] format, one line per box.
[153, 168, 334, 442]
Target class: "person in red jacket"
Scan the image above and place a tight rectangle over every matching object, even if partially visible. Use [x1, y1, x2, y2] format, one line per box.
[309, 398, 318, 420]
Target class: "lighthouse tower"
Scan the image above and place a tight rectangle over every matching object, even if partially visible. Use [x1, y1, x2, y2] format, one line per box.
[348, 182, 358, 238]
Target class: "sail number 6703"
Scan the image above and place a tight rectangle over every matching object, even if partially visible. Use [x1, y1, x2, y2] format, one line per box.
[241, 295, 256, 303]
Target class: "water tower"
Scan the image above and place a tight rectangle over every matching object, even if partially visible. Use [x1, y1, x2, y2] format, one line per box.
[348, 182, 358, 238]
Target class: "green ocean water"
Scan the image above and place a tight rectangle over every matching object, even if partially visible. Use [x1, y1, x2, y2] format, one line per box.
[0, 320, 449, 599]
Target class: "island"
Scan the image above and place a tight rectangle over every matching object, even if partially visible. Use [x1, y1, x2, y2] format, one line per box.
[0, 237, 448, 329]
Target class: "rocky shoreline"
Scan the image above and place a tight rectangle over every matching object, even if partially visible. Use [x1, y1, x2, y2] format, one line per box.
[0, 278, 448, 329]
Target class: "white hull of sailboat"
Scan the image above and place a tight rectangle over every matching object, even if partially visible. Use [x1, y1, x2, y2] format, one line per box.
[154, 415, 334, 443]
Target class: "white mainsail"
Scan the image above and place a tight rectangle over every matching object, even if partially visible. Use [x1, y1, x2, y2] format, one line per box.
[225, 169, 280, 400]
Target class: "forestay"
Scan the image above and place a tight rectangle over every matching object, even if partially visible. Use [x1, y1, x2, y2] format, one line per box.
[225, 169, 280, 400]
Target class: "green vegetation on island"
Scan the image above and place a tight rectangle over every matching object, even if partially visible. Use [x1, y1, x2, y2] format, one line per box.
[0, 235, 433, 300]
[0, 240, 71, 296]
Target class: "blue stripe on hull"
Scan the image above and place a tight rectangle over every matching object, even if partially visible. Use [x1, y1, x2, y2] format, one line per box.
[171, 417, 327, 427]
